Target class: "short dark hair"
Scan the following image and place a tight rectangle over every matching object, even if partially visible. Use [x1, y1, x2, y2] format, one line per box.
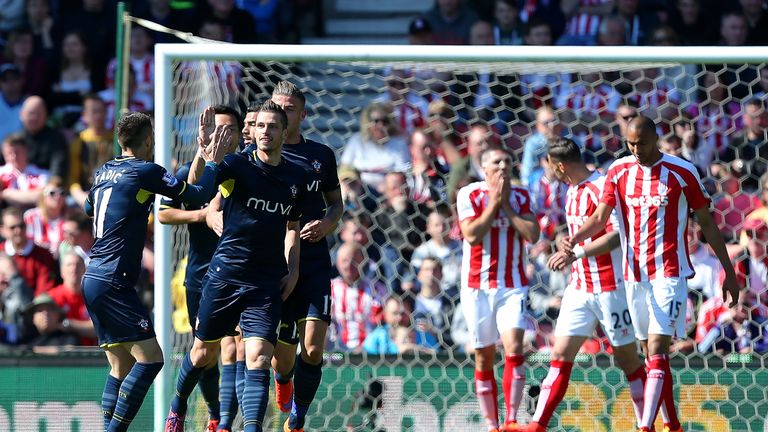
[116, 112, 153, 151]
[3, 132, 27, 148]
[246, 99, 264, 114]
[745, 98, 765, 111]
[213, 104, 243, 132]
[547, 137, 582, 163]
[524, 17, 550, 37]
[67, 209, 93, 233]
[82, 93, 105, 106]
[257, 100, 288, 129]
[272, 81, 306, 107]
[2, 206, 24, 222]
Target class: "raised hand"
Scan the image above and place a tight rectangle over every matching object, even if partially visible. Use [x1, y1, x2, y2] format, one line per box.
[202, 125, 232, 164]
[198, 106, 216, 150]
[547, 251, 575, 271]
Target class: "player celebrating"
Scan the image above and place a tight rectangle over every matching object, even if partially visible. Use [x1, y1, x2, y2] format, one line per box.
[165, 101, 306, 432]
[517, 138, 646, 431]
[83, 112, 228, 432]
[562, 116, 739, 432]
[456, 147, 540, 432]
[158, 105, 242, 431]
[268, 81, 343, 432]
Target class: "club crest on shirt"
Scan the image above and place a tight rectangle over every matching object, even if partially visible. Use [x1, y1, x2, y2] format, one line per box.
[312, 159, 322, 173]
[138, 319, 150, 332]
[290, 184, 298, 198]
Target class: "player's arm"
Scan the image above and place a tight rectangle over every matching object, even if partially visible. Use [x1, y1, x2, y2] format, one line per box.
[204, 192, 224, 236]
[300, 187, 343, 242]
[1, 189, 42, 207]
[187, 106, 216, 185]
[157, 204, 207, 225]
[563, 202, 613, 253]
[548, 232, 620, 271]
[84, 191, 94, 217]
[280, 219, 301, 300]
[175, 125, 232, 206]
[694, 207, 739, 307]
[501, 201, 539, 243]
[459, 197, 500, 246]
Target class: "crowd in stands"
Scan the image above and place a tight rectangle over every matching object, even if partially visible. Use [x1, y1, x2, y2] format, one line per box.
[0, 0, 767, 357]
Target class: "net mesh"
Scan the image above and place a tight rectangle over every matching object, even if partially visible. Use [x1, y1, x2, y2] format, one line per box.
[163, 50, 768, 431]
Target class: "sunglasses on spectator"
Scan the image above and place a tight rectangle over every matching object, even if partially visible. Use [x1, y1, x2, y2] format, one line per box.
[6, 224, 24, 230]
[45, 189, 64, 197]
[370, 117, 389, 125]
[619, 113, 637, 122]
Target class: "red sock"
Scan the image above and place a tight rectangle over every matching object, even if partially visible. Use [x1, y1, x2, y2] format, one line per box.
[475, 369, 499, 430]
[531, 359, 573, 428]
[640, 354, 667, 428]
[503, 354, 526, 423]
[626, 367, 646, 426]
[661, 360, 681, 429]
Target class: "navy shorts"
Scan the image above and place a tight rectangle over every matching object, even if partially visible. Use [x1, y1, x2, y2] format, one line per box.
[82, 276, 155, 347]
[278, 267, 331, 345]
[196, 274, 281, 345]
[186, 289, 202, 329]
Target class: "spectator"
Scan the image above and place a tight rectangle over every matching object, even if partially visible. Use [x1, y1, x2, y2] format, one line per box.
[613, 0, 658, 45]
[48, 32, 102, 129]
[520, 106, 562, 186]
[198, 0, 258, 43]
[1, 207, 57, 296]
[338, 166, 377, 218]
[667, 0, 719, 45]
[447, 122, 495, 203]
[0, 0, 25, 34]
[340, 102, 410, 193]
[67, 94, 113, 203]
[134, 0, 197, 43]
[425, 99, 468, 166]
[740, 0, 768, 45]
[329, 242, 388, 352]
[623, 67, 681, 126]
[687, 219, 723, 302]
[106, 25, 155, 97]
[237, 0, 287, 42]
[686, 70, 740, 157]
[555, 72, 621, 128]
[733, 218, 768, 301]
[596, 14, 626, 45]
[411, 256, 453, 348]
[719, 11, 749, 47]
[25, 0, 59, 59]
[411, 209, 462, 297]
[362, 295, 407, 355]
[61, 0, 116, 75]
[713, 164, 760, 243]
[375, 69, 429, 136]
[407, 17, 434, 44]
[58, 209, 93, 263]
[0, 133, 50, 208]
[725, 98, 768, 172]
[650, 25, 697, 100]
[559, 0, 613, 45]
[492, 0, 523, 45]
[740, 172, 768, 247]
[23, 178, 69, 257]
[422, 0, 480, 45]
[48, 252, 96, 345]
[97, 66, 153, 130]
[529, 158, 568, 240]
[0, 253, 32, 344]
[337, 217, 402, 291]
[523, 17, 553, 46]
[716, 12, 757, 98]
[752, 65, 768, 100]
[673, 114, 714, 172]
[696, 288, 767, 354]
[0, 64, 26, 144]
[20, 96, 68, 180]
[517, 0, 566, 41]
[22, 292, 80, 351]
[2, 28, 48, 98]
[407, 129, 448, 205]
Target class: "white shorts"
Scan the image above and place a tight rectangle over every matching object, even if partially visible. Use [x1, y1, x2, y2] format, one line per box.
[460, 286, 528, 349]
[626, 277, 688, 340]
[554, 285, 636, 347]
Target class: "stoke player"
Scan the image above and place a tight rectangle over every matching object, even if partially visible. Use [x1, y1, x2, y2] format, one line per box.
[517, 137, 646, 431]
[563, 116, 739, 432]
[166, 101, 306, 432]
[268, 81, 343, 432]
[82, 112, 227, 432]
[158, 105, 242, 431]
[456, 147, 540, 432]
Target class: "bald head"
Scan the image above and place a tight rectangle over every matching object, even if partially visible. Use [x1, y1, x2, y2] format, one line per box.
[20, 96, 48, 133]
[627, 115, 657, 138]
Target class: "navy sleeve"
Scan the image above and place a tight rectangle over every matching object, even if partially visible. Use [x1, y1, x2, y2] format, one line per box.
[84, 196, 94, 217]
[321, 146, 340, 192]
[215, 153, 239, 185]
[159, 165, 190, 210]
[141, 162, 217, 208]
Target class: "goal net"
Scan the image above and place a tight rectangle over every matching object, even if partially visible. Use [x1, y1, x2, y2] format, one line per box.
[154, 44, 768, 431]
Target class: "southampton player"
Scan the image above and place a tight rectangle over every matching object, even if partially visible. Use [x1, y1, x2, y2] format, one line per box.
[456, 147, 540, 432]
[165, 101, 306, 432]
[515, 138, 646, 431]
[83, 112, 228, 432]
[563, 116, 739, 432]
[268, 81, 343, 432]
[158, 105, 242, 432]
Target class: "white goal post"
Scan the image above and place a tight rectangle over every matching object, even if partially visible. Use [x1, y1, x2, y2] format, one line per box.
[153, 44, 768, 432]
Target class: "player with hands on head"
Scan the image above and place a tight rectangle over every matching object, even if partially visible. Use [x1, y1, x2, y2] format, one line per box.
[267, 81, 343, 432]
[165, 100, 306, 432]
[82, 111, 227, 432]
[516, 137, 646, 432]
[560, 116, 739, 432]
[456, 146, 539, 432]
[158, 105, 242, 432]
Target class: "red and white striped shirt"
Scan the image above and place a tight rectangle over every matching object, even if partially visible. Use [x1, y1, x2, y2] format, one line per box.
[555, 82, 620, 119]
[565, 171, 623, 293]
[24, 207, 65, 257]
[685, 102, 741, 155]
[564, 0, 609, 36]
[457, 181, 533, 289]
[0, 164, 49, 192]
[330, 276, 386, 350]
[601, 154, 711, 282]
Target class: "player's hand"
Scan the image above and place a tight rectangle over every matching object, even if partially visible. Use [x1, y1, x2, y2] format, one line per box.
[203, 125, 232, 164]
[547, 251, 575, 271]
[300, 219, 333, 243]
[559, 236, 575, 255]
[488, 171, 504, 206]
[205, 206, 223, 236]
[722, 273, 740, 308]
[198, 106, 215, 149]
[280, 272, 299, 300]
